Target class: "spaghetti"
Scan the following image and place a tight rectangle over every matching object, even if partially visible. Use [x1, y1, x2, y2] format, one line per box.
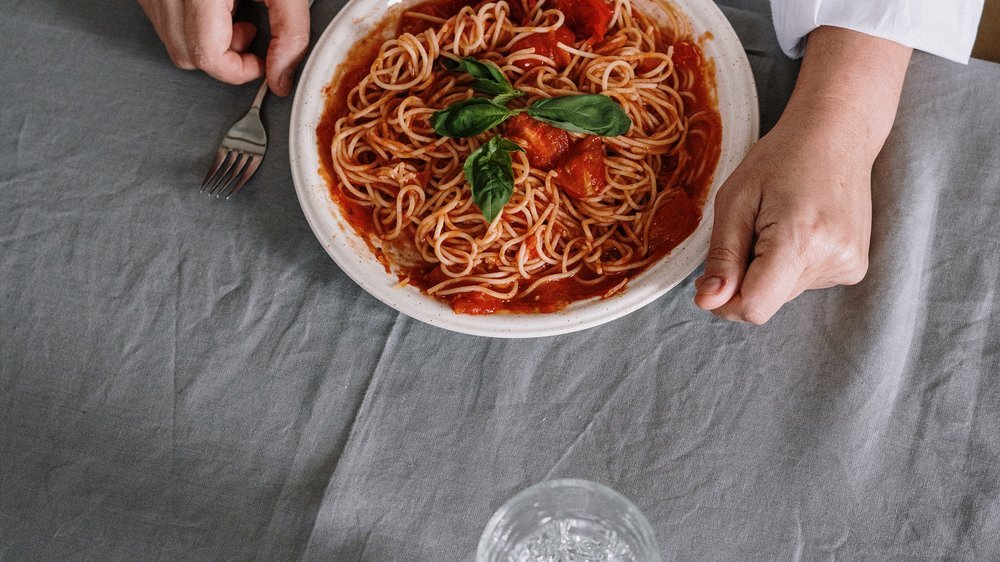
[319, 0, 722, 313]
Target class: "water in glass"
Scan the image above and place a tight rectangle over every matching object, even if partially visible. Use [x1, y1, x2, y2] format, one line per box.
[477, 479, 661, 562]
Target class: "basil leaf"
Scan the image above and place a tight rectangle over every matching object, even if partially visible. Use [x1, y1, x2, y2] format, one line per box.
[489, 137, 525, 153]
[432, 98, 514, 138]
[442, 57, 523, 101]
[526, 94, 632, 136]
[442, 57, 508, 87]
[492, 90, 524, 106]
[464, 136, 525, 222]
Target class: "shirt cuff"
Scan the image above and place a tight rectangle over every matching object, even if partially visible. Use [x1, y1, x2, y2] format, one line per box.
[769, 0, 985, 64]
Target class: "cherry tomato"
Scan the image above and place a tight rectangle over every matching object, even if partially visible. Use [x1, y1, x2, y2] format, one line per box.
[510, 27, 576, 70]
[554, 136, 607, 199]
[556, 0, 613, 43]
[504, 114, 571, 170]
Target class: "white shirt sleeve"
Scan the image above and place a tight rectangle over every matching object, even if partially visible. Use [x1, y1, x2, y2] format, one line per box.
[769, 0, 985, 64]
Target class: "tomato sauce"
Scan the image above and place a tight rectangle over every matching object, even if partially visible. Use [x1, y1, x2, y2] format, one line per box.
[316, 0, 722, 314]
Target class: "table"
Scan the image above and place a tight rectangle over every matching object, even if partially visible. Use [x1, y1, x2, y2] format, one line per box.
[2, 0, 999, 559]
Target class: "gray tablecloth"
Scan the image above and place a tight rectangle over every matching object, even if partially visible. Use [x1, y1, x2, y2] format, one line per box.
[2, 0, 999, 559]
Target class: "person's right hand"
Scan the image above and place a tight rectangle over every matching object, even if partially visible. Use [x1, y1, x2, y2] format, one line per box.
[138, 0, 310, 96]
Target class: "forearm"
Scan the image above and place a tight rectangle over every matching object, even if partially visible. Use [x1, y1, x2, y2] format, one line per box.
[782, 26, 913, 163]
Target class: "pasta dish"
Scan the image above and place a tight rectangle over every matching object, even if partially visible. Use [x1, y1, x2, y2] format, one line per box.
[317, 0, 721, 313]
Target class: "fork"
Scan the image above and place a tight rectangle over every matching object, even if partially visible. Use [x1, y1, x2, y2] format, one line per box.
[201, 0, 315, 198]
[200, 79, 269, 199]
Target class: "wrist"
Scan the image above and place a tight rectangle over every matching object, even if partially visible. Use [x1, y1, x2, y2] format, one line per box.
[779, 95, 882, 165]
[783, 26, 912, 161]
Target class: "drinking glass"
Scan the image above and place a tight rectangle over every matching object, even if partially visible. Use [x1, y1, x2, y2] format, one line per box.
[476, 478, 662, 562]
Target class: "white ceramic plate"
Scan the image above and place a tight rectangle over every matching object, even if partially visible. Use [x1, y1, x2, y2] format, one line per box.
[290, 0, 759, 338]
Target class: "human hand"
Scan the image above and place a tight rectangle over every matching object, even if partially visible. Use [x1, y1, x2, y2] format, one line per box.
[693, 102, 873, 324]
[138, 0, 310, 96]
[693, 26, 912, 323]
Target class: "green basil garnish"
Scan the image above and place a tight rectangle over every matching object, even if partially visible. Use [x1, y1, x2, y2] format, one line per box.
[526, 94, 632, 136]
[492, 90, 525, 106]
[442, 57, 524, 103]
[433, 60, 632, 220]
[464, 136, 525, 222]
[431, 98, 514, 138]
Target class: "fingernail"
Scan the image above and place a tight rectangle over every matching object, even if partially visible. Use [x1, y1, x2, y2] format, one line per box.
[696, 276, 724, 296]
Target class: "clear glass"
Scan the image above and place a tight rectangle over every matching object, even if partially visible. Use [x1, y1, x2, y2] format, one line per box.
[476, 479, 662, 562]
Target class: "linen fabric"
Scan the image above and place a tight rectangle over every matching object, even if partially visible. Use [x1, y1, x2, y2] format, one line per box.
[2, 0, 999, 560]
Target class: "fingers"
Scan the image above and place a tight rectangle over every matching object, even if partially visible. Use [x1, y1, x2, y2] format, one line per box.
[710, 229, 806, 324]
[694, 182, 756, 311]
[139, 0, 193, 69]
[141, 0, 307, 91]
[186, 0, 264, 84]
[230, 21, 258, 52]
[264, 0, 311, 96]
[706, 220, 870, 324]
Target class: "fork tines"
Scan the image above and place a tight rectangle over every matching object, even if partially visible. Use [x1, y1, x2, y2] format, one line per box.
[200, 149, 263, 199]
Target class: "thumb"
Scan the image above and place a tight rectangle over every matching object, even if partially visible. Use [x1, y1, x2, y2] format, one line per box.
[264, 0, 311, 96]
[714, 230, 805, 324]
[694, 185, 756, 311]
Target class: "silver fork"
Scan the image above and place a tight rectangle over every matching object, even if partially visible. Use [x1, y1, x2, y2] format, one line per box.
[200, 79, 269, 199]
[201, 0, 315, 197]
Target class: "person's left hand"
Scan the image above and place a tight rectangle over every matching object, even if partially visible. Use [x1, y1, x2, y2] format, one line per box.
[693, 100, 873, 324]
[138, 0, 310, 96]
[693, 26, 912, 324]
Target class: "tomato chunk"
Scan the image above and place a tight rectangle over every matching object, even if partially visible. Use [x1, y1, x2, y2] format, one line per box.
[424, 264, 450, 287]
[451, 291, 504, 314]
[647, 190, 700, 248]
[507, 0, 539, 24]
[504, 114, 571, 170]
[670, 41, 701, 71]
[554, 136, 607, 199]
[636, 55, 666, 74]
[556, 0, 613, 43]
[509, 27, 576, 70]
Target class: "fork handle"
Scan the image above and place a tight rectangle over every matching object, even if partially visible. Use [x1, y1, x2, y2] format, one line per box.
[250, 79, 269, 113]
